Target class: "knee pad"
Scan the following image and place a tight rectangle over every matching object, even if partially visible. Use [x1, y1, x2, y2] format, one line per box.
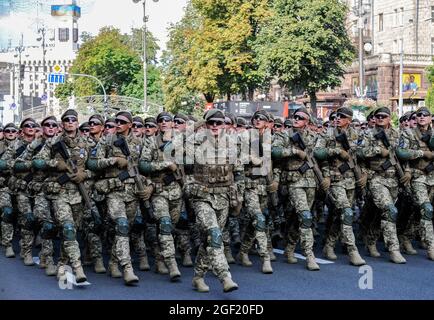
[62, 222, 76, 241]
[159, 216, 173, 235]
[131, 214, 145, 234]
[41, 222, 57, 240]
[1, 207, 14, 223]
[342, 208, 354, 226]
[254, 213, 267, 232]
[385, 205, 398, 223]
[208, 227, 222, 248]
[115, 217, 129, 237]
[299, 210, 313, 229]
[421, 202, 433, 221]
[23, 212, 36, 230]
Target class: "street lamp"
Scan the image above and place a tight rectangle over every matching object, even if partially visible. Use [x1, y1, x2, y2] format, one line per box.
[132, 0, 159, 113]
[37, 27, 47, 108]
[398, 17, 431, 117]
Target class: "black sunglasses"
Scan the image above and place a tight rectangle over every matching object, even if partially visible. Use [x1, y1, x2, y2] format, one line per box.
[253, 115, 267, 121]
[336, 113, 349, 119]
[375, 114, 389, 120]
[174, 119, 186, 125]
[417, 112, 430, 118]
[207, 120, 224, 126]
[158, 118, 172, 123]
[63, 116, 78, 123]
[115, 119, 129, 125]
[4, 129, 17, 133]
[89, 121, 102, 127]
[80, 129, 90, 133]
[43, 122, 58, 128]
[274, 124, 282, 128]
[132, 123, 144, 128]
[294, 115, 308, 121]
[144, 124, 157, 128]
[23, 123, 37, 129]
[399, 118, 409, 123]
[105, 124, 115, 129]
[411, 116, 417, 120]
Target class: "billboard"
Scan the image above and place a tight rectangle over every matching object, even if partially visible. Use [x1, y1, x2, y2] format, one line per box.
[51, 5, 81, 18]
[403, 73, 421, 92]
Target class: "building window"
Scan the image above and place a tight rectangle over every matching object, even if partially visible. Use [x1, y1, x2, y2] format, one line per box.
[431, 37, 434, 55]
[431, 6, 434, 21]
[59, 28, 69, 42]
[399, 8, 404, 26]
[379, 13, 383, 31]
[73, 28, 78, 43]
[394, 9, 398, 26]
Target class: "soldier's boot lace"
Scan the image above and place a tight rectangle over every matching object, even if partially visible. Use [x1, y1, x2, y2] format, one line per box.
[5, 246, 15, 258]
[192, 276, 210, 293]
[367, 243, 381, 257]
[224, 246, 235, 264]
[108, 260, 122, 278]
[322, 243, 337, 260]
[261, 258, 273, 274]
[139, 255, 151, 271]
[156, 259, 169, 275]
[348, 247, 366, 266]
[389, 250, 406, 264]
[222, 276, 238, 293]
[286, 244, 298, 264]
[237, 251, 253, 267]
[306, 252, 320, 271]
[168, 260, 181, 281]
[23, 252, 35, 266]
[45, 261, 57, 276]
[94, 257, 106, 274]
[401, 240, 417, 255]
[123, 264, 139, 285]
[182, 253, 194, 267]
[74, 265, 87, 283]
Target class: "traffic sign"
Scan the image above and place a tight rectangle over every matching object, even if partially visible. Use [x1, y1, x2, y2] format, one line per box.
[48, 73, 65, 84]
[41, 94, 48, 101]
[10, 103, 16, 110]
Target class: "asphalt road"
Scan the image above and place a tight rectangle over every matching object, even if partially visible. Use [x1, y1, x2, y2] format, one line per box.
[1, 238, 434, 300]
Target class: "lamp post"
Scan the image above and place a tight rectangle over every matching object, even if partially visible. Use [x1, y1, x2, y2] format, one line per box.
[37, 27, 47, 110]
[14, 33, 25, 122]
[132, 0, 159, 113]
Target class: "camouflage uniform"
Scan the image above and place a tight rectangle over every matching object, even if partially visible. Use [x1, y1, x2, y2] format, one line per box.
[33, 133, 88, 279]
[0, 138, 17, 255]
[358, 125, 406, 262]
[315, 126, 366, 265]
[238, 128, 273, 272]
[139, 130, 182, 278]
[272, 128, 319, 270]
[1, 137, 35, 264]
[184, 125, 240, 291]
[90, 132, 144, 280]
[397, 126, 434, 259]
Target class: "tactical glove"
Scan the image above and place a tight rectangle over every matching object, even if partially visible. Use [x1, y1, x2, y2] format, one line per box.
[399, 171, 412, 186]
[356, 173, 368, 189]
[320, 177, 331, 192]
[267, 181, 279, 193]
[114, 157, 128, 169]
[423, 150, 434, 160]
[70, 168, 87, 184]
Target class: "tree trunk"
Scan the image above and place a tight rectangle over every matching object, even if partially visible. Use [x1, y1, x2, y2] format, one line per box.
[226, 92, 231, 101]
[203, 93, 214, 103]
[309, 91, 318, 119]
[248, 87, 255, 101]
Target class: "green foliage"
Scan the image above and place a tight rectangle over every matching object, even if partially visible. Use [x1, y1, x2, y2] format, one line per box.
[426, 62, 434, 114]
[54, 81, 74, 107]
[254, 0, 355, 112]
[64, 27, 163, 109]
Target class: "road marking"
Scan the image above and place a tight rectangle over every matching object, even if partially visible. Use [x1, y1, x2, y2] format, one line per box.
[273, 249, 335, 264]
[33, 256, 91, 286]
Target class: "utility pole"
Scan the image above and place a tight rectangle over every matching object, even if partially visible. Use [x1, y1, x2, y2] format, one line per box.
[37, 27, 47, 109]
[358, 0, 364, 99]
[16, 33, 25, 122]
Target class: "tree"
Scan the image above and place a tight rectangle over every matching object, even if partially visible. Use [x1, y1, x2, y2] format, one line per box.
[162, 0, 270, 109]
[56, 27, 164, 108]
[255, 0, 355, 115]
[425, 62, 434, 114]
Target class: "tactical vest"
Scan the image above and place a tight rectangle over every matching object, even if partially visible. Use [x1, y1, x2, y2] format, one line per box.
[410, 128, 433, 173]
[149, 132, 179, 185]
[366, 128, 398, 173]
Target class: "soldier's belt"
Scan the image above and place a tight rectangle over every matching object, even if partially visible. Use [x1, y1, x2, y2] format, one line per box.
[151, 172, 178, 186]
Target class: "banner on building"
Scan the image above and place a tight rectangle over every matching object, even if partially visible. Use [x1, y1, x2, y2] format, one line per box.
[51, 5, 81, 18]
[403, 73, 421, 92]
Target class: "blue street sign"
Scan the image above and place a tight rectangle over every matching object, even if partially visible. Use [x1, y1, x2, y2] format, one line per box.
[10, 103, 16, 110]
[48, 73, 65, 84]
[41, 94, 48, 101]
